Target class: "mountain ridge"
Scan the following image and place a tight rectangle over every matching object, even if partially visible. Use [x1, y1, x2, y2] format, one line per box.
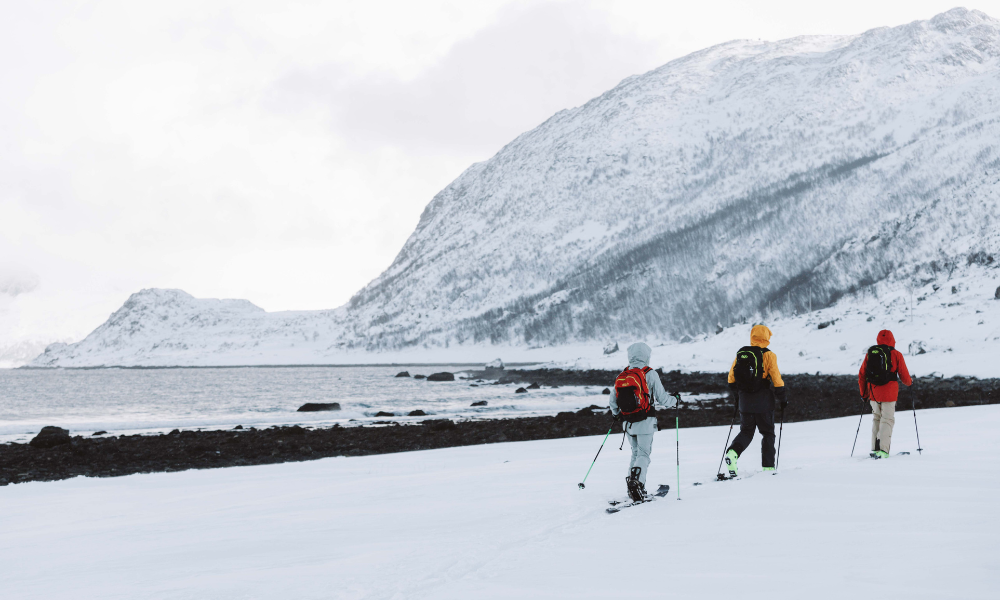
[31, 8, 1000, 367]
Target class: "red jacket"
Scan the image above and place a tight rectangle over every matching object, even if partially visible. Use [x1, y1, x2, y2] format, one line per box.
[858, 330, 912, 403]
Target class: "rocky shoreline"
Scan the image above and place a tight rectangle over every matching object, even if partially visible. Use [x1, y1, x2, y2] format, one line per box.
[2, 370, 997, 486]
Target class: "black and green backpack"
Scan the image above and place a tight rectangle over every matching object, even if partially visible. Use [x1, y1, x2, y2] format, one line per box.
[733, 346, 771, 393]
[864, 345, 897, 386]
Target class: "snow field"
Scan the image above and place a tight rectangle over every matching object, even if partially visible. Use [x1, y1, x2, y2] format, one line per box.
[1, 405, 997, 599]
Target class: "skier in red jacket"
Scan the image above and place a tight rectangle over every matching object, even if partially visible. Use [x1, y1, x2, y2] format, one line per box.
[858, 329, 913, 458]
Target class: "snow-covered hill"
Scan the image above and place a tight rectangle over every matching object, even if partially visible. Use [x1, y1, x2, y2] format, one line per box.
[3, 406, 996, 598]
[31, 8, 1000, 368]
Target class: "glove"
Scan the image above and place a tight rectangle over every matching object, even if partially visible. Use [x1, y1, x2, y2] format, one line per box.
[775, 387, 787, 411]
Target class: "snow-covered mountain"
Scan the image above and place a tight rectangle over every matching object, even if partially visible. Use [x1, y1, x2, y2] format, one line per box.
[31, 8, 1000, 368]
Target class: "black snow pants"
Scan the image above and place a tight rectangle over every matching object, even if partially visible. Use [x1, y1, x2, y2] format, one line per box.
[728, 411, 776, 468]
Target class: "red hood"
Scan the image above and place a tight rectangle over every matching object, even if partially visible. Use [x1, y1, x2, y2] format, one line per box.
[877, 330, 896, 347]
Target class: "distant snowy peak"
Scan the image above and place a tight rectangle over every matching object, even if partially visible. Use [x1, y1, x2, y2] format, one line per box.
[31, 289, 346, 367]
[33, 8, 1000, 367]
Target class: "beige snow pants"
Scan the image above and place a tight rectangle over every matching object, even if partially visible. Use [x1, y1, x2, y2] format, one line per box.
[870, 400, 896, 453]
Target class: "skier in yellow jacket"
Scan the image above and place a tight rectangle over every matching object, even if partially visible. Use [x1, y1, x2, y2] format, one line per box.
[724, 324, 786, 476]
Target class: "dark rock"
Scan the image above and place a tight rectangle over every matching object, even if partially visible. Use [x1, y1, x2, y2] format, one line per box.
[395, 371, 411, 377]
[234, 425, 243, 430]
[92, 431, 107, 436]
[952, 286, 959, 294]
[603, 341, 619, 355]
[602, 388, 611, 395]
[515, 387, 528, 393]
[427, 372, 455, 382]
[471, 400, 488, 407]
[414, 374, 426, 379]
[29, 426, 71, 449]
[817, 320, 836, 329]
[375, 411, 395, 417]
[423, 419, 457, 431]
[168, 429, 180, 435]
[679, 334, 694, 343]
[526, 382, 541, 389]
[297, 402, 341, 412]
[470, 384, 479, 387]
[995, 286, 1000, 300]
[408, 410, 427, 416]
[946, 400, 956, 407]
[716, 323, 725, 334]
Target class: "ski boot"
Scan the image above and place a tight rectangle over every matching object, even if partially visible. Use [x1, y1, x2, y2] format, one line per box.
[626, 467, 648, 502]
[870, 450, 889, 459]
[724, 449, 738, 478]
[763, 467, 775, 472]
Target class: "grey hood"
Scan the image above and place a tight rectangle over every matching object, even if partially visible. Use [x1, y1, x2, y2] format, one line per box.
[627, 342, 651, 368]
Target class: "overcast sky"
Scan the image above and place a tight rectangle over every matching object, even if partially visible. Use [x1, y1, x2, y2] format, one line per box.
[2, 0, 998, 350]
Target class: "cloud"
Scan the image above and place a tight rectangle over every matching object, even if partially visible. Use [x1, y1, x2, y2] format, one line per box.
[0, 268, 40, 297]
[273, 1, 660, 158]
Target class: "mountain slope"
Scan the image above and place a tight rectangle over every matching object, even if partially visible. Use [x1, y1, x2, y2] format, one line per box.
[344, 7, 1000, 349]
[32, 8, 1000, 367]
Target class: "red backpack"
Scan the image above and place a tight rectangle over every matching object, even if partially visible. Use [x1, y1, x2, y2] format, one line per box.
[614, 366, 654, 422]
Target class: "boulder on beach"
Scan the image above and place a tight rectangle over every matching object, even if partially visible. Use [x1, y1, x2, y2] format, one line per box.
[427, 372, 455, 382]
[408, 410, 427, 416]
[526, 382, 540, 390]
[297, 402, 342, 412]
[375, 411, 395, 417]
[603, 341, 619, 355]
[92, 430, 107, 436]
[602, 388, 611, 395]
[515, 387, 528, 394]
[414, 374, 426, 379]
[395, 371, 411, 378]
[471, 400, 488, 407]
[485, 358, 504, 371]
[29, 426, 71, 449]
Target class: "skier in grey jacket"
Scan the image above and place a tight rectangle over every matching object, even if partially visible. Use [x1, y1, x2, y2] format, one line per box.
[609, 342, 676, 500]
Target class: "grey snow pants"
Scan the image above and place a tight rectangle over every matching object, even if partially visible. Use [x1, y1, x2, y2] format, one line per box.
[627, 433, 655, 484]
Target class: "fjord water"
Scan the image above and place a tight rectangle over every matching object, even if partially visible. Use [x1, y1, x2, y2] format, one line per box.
[0, 367, 608, 443]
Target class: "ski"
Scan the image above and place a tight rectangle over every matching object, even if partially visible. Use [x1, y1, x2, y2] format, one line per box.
[717, 471, 755, 481]
[606, 485, 669, 513]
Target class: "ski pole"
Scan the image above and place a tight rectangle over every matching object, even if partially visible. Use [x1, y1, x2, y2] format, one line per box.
[579, 425, 614, 490]
[673, 393, 682, 500]
[851, 397, 866, 457]
[775, 405, 785, 471]
[912, 395, 923, 454]
[716, 401, 739, 479]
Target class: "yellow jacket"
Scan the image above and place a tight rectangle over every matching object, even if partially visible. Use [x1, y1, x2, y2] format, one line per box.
[728, 324, 784, 388]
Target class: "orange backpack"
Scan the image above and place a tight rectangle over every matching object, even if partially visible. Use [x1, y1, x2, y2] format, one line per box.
[614, 366, 654, 423]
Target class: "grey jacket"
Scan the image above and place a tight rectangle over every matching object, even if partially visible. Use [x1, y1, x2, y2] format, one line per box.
[609, 342, 676, 435]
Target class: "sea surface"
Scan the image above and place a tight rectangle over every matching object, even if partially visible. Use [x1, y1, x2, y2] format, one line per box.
[0, 366, 615, 443]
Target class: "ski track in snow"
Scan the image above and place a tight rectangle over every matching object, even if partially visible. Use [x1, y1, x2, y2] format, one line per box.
[2, 405, 997, 599]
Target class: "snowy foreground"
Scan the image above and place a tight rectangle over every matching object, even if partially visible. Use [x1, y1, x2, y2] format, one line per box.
[3, 405, 997, 599]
